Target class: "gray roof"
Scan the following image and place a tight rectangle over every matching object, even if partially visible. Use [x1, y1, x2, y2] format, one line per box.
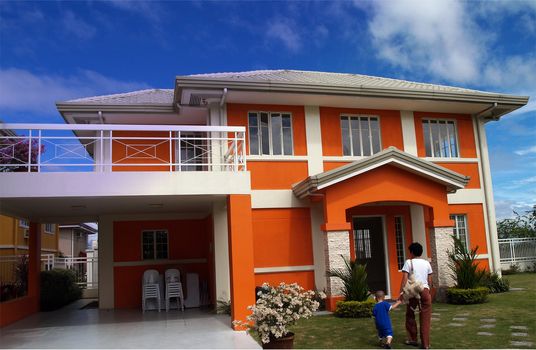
[63, 89, 174, 105]
[185, 70, 491, 95]
[292, 147, 470, 198]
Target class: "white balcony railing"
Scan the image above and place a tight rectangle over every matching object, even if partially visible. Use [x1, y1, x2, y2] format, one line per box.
[0, 123, 246, 172]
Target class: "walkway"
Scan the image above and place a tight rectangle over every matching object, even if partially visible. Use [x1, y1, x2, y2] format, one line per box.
[0, 300, 260, 349]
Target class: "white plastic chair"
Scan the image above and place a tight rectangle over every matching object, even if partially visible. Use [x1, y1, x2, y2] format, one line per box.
[142, 269, 161, 312]
[165, 268, 184, 311]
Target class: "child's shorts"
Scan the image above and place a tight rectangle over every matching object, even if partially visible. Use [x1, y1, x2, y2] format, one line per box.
[377, 327, 393, 339]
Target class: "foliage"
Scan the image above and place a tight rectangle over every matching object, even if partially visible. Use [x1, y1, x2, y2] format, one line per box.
[216, 299, 231, 315]
[0, 137, 44, 172]
[448, 236, 486, 289]
[497, 208, 536, 239]
[446, 287, 489, 304]
[327, 256, 370, 302]
[40, 269, 82, 311]
[14, 255, 29, 297]
[233, 282, 324, 344]
[527, 261, 536, 273]
[480, 272, 510, 293]
[0, 282, 17, 302]
[334, 300, 375, 318]
[502, 263, 521, 275]
[313, 289, 326, 311]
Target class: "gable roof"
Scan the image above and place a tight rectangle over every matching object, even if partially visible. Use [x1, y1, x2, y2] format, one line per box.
[62, 89, 174, 105]
[292, 147, 470, 199]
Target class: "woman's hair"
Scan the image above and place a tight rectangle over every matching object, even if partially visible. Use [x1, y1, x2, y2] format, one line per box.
[408, 242, 423, 257]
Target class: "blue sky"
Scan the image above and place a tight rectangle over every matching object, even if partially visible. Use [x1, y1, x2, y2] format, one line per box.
[0, 0, 534, 219]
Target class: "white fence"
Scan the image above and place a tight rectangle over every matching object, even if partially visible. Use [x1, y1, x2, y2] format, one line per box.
[498, 237, 536, 266]
[0, 123, 246, 172]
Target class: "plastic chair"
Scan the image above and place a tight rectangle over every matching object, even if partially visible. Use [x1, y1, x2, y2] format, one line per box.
[142, 269, 161, 312]
[165, 269, 184, 311]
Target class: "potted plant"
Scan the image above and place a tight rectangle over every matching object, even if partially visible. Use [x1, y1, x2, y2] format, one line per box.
[234, 282, 324, 349]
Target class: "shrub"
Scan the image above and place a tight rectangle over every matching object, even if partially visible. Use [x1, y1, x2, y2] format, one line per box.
[447, 287, 489, 304]
[40, 269, 81, 311]
[448, 236, 486, 289]
[502, 263, 521, 275]
[314, 289, 326, 311]
[216, 299, 231, 315]
[334, 299, 375, 318]
[15, 255, 29, 297]
[480, 272, 510, 293]
[527, 261, 536, 273]
[327, 256, 370, 301]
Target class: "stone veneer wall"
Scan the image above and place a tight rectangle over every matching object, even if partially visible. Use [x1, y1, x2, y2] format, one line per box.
[429, 226, 455, 301]
[324, 230, 350, 296]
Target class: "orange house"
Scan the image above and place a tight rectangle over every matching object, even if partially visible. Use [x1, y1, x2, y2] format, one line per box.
[0, 70, 529, 327]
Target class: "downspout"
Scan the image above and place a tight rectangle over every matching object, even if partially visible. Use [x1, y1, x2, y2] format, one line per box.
[473, 103, 502, 275]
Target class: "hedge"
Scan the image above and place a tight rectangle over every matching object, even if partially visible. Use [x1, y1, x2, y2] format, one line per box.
[40, 269, 82, 311]
[335, 299, 375, 318]
[481, 272, 510, 293]
[446, 287, 489, 305]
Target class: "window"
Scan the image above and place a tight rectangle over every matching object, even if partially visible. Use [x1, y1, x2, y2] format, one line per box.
[19, 219, 29, 228]
[394, 216, 406, 270]
[44, 223, 55, 234]
[450, 214, 469, 250]
[341, 115, 381, 156]
[142, 230, 168, 260]
[248, 112, 293, 155]
[422, 119, 459, 157]
[354, 229, 372, 259]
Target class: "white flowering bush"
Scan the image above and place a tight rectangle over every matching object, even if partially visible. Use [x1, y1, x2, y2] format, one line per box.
[233, 282, 325, 344]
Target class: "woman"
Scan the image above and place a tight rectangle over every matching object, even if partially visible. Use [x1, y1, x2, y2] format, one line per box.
[398, 242, 433, 349]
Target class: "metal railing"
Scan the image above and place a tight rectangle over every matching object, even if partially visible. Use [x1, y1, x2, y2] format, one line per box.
[0, 123, 246, 172]
[498, 237, 536, 264]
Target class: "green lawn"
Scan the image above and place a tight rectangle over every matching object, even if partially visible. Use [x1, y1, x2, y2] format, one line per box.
[287, 273, 536, 349]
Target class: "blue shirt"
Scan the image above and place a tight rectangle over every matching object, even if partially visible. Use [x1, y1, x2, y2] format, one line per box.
[372, 301, 393, 334]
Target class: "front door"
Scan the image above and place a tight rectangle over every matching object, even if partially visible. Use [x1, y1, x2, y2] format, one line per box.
[353, 217, 388, 293]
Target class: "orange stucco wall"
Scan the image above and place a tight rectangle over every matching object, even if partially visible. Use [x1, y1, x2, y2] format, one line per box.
[113, 218, 213, 309]
[448, 204, 488, 254]
[112, 131, 173, 171]
[254, 271, 315, 291]
[414, 112, 477, 158]
[319, 107, 404, 157]
[346, 205, 413, 296]
[436, 162, 481, 189]
[0, 296, 39, 327]
[248, 161, 309, 189]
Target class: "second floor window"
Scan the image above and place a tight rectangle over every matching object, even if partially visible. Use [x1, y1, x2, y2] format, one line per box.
[450, 214, 469, 250]
[423, 119, 459, 157]
[248, 112, 293, 156]
[341, 115, 381, 156]
[44, 223, 55, 234]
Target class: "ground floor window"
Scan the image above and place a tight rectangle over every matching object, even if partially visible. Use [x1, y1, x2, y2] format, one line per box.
[394, 216, 406, 270]
[450, 214, 469, 250]
[142, 230, 168, 260]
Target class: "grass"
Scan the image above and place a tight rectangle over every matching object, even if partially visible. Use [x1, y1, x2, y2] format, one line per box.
[285, 273, 536, 349]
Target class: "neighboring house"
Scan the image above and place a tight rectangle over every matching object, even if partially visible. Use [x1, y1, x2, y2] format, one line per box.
[0, 70, 529, 327]
[0, 215, 59, 257]
[58, 223, 97, 258]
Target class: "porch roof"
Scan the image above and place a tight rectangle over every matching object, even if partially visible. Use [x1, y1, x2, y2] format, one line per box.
[292, 147, 470, 199]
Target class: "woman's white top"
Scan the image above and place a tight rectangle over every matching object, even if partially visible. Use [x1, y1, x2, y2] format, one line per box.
[402, 258, 433, 289]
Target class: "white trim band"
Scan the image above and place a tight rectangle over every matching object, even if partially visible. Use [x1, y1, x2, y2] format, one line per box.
[114, 258, 207, 267]
[254, 265, 315, 274]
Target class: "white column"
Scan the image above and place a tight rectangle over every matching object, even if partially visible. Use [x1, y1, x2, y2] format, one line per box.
[400, 111, 418, 156]
[98, 215, 114, 309]
[304, 105, 323, 176]
[310, 203, 326, 291]
[410, 204, 428, 258]
[208, 103, 224, 171]
[324, 230, 350, 296]
[212, 199, 231, 302]
[429, 226, 455, 301]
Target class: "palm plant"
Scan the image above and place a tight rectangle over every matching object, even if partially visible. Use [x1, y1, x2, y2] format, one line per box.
[448, 235, 486, 289]
[327, 256, 370, 301]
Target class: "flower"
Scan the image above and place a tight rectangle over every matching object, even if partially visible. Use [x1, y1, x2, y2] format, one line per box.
[232, 283, 324, 344]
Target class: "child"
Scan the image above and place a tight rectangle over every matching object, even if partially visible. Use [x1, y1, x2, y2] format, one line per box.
[372, 290, 401, 349]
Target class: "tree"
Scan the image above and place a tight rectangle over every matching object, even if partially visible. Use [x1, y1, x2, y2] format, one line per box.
[0, 137, 44, 172]
[496, 207, 536, 239]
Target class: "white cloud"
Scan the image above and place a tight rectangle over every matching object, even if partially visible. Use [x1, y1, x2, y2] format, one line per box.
[266, 19, 302, 53]
[494, 199, 534, 220]
[106, 0, 162, 23]
[515, 146, 536, 156]
[0, 68, 149, 114]
[61, 10, 96, 40]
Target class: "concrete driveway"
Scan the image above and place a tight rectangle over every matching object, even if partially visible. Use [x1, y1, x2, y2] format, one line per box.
[0, 300, 260, 349]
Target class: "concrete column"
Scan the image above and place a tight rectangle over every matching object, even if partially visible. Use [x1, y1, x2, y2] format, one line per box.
[28, 222, 41, 306]
[227, 195, 256, 327]
[429, 226, 455, 301]
[400, 111, 418, 156]
[212, 199, 231, 303]
[98, 216, 114, 309]
[323, 229, 351, 310]
[410, 204, 428, 258]
[304, 105, 323, 176]
[310, 203, 327, 292]
[208, 103, 224, 171]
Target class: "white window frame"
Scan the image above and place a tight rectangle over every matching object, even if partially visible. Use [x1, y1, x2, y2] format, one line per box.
[247, 111, 294, 156]
[19, 219, 29, 229]
[394, 216, 406, 271]
[44, 223, 55, 234]
[422, 118, 460, 158]
[141, 229, 169, 260]
[340, 114, 382, 156]
[450, 214, 470, 250]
